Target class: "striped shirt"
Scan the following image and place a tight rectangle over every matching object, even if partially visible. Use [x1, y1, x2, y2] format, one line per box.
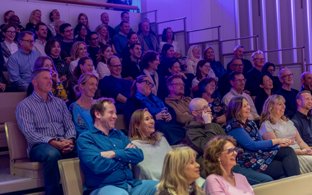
[16, 92, 76, 155]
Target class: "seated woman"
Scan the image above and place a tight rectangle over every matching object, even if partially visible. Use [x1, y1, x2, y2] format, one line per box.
[129, 108, 172, 180]
[95, 24, 111, 46]
[74, 13, 91, 36]
[158, 43, 176, 77]
[204, 135, 254, 195]
[70, 73, 98, 136]
[185, 45, 202, 75]
[25, 9, 41, 33]
[255, 74, 274, 114]
[157, 147, 204, 195]
[225, 96, 300, 180]
[197, 78, 226, 126]
[69, 41, 88, 74]
[73, 57, 98, 82]
[96, 44, 113, 79]
[125, 75, 186, 145]
[160, 27, 181, 57]
[28, 56, 68, 102]
[1, 24, 18, 69]
[192, 60, 216, 92]
[203, 47, 226, 79]
[260, 95, 312, 174]
[262, 62, 281, 92]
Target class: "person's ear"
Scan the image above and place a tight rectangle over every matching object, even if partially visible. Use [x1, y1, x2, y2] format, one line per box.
[94, 111, 102, 119]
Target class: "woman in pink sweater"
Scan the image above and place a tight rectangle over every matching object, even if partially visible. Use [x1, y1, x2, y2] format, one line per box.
[204, 136, 254, 195]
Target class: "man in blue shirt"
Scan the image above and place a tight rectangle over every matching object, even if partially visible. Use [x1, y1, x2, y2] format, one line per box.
[16, 68, 76, 195]
[7, 31, 40, 91]
[77, 98, 157, 195]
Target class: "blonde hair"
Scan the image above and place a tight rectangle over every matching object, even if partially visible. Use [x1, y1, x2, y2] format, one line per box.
[128, 108, 162, 144]
[260, 95, 288, 124]
[157, 147, 202, 195]
[70, 41, 86, 60]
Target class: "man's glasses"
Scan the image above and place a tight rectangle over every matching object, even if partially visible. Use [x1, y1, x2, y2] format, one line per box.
[138, 80, 154, 87]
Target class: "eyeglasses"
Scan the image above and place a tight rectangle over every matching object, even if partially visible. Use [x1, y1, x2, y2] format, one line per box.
[138, 80, 154, 87]
[6, 30, 16, 34]
[254, 58, 265, 61]
[223, 147, 240, 154]
[90, 37, 98, 40]
[22, 39, 34, 44]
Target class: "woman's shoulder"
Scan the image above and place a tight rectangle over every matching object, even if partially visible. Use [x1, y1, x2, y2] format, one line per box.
[225, 119, 242, 133]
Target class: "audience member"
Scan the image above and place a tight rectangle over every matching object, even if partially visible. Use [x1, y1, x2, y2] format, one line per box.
[191, 60, 216, 91]
[77, 98, 157, 195]
[69, 41, 88, 74]
[225, 96, 300, 179]
[204, 136, 254, 195]
[74, 23, 88, 42]
[246, 50, 265, 97]
[222, 72, 259, 120]
[203, 47, 226, 79]
[99, 56, 132, 113]
[87, 32, 101, 66]
[165, 74, 193, 126]
[158, 43, 176, 77]
[197, 78, 226, 125]
[0, 24, 18, 69]
[292, 90, 312, 146]
[113, 21, 131, 57]
[16, 68, 76, 195]
[138, 19, 159, 52]
[28, 56, 68, 102]
[73, 56, 97, 82]
[141, 51, 160, 95]
[157, 147, 204, 195]
[33, 22, 48, 55]
[7, 15, 24, 33]
[160, 27, 181, 56]
[129, 108, 172, 180]
[99, 12, 115, 39]
[75, 13, 91, 35]
[227, 45, 253, 75]
[275, 67, 298, 118]
[59, 23, 74, 59]
[0, 49, 7, 92]
[185, 45, 202, 75]
[262, 62, 281, 92]
[45, 39, 71, 84]
[260, 95, 312, 174]
[186, 98, 273, 185]
[47, 9, 64, 37]
[0, 10, 15, 31]
[70, 73, 98, 136]
[121, 42, 142, 80]
[300, 71, 312, 93]
[125, 75, 186, 145]
[115, 11, 134, 33]
[96, 44, 113, 79]
[255, 74, 274, 114]
[95, 24, 111, 46]
[7, 31, 40, 91]
[25, 9, 42, 34]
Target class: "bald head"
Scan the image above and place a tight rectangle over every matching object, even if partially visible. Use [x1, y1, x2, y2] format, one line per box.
[189, 98, 208, 112]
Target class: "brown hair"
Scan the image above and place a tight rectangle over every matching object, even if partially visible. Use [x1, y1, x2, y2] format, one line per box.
[90, 97, 115, 122]
[129, 108, 162, 144]
[203, 135, 237, 176]
[226, 96, 246, 122]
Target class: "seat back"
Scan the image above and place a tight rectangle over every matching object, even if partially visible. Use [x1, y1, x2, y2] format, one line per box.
[0, 92, 26, 149]
[253, 173, 312, 195]
[58, 158, 84, 195]
[5, 121, 28, 161]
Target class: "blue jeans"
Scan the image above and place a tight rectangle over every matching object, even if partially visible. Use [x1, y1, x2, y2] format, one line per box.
[233, 165, 273, 185]
[29, 143, 76, 195]
[90, 180, 158, 195]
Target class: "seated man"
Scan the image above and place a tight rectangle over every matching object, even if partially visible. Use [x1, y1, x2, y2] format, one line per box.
[99, 56, 133, 114]
[292, 90, 312, 146]
[7, 31, 40, 91]
[121, 43, 142, 80]
[77, 98, 157, 195]
[222, 71, 259, 120]
[113, 21, 130, 57]
[165, 74, 193, 126]
[226, 45, 253, 75]
[275, 67, 298, 118]
[186, 98, 272, 185]
[16, 68, 76, 195]
[300, 71, 312, 93]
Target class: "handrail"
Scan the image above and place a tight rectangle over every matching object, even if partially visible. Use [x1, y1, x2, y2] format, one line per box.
[157, 17, 186, 25]
[43, 0, 139, 11]
[187, 25, 221, 33]
[221, 35, 259, 43]
[262, 46, 305, 53]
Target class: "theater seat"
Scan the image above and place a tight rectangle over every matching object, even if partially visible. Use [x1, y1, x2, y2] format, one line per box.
[253, 173, 312, 195]
[58, 158, 84, 195]
[4, 121, 44, 190]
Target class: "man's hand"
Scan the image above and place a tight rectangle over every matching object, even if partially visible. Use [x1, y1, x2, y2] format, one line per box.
[100, 151, 116, 158]
[126, 143, 136, 149]
[49, 138, 74, 154]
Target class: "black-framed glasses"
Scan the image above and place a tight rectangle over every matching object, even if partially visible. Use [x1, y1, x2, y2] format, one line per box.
[22, 39, 34, 44]
[138, 79, 154, 87]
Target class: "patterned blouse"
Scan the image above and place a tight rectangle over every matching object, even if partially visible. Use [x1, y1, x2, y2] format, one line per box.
[225, 119, 279, 172]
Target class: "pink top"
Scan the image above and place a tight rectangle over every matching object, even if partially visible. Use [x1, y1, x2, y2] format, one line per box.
[205, 173, 254, 195]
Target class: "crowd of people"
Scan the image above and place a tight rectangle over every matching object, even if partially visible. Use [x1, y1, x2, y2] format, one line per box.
[1, 8, 312, 195]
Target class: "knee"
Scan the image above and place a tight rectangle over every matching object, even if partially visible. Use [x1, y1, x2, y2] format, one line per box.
[45, 147, 62, 162]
